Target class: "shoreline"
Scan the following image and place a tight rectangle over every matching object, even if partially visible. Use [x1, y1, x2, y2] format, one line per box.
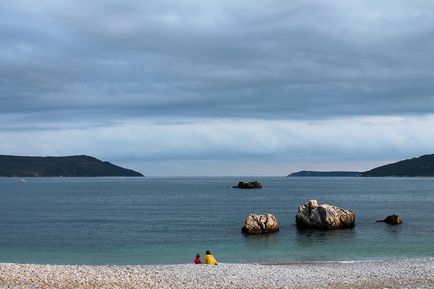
[1, 257, 433, 288]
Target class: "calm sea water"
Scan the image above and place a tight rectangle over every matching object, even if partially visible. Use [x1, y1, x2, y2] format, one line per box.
[0, 177, 433, 265]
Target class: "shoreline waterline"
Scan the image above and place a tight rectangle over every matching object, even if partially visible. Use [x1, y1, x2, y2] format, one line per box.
[0, 257, 432, 288]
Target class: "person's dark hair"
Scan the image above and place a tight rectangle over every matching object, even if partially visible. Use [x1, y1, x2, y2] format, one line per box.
[196, 253, 200, 258]
[206, 250, 211, 255]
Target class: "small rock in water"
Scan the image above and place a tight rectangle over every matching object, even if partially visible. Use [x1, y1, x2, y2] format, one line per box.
[232, 181, 262, 189]
[242, 213, 279, 235]
[295, 199, 356, 230]
[377, 214, 402, 225]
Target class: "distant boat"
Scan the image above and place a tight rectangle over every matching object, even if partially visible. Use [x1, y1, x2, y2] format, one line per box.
[19, 179, 27, 183]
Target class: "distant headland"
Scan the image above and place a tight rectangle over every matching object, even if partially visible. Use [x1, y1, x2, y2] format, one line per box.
[288, 171, 361, 177]
[0, 155, 143, 177]
[288, 154, 434, 177]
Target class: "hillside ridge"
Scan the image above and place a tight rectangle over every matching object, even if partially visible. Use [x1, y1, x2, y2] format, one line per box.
[0, 155, 143, 177]
[362, 154, 434, 177]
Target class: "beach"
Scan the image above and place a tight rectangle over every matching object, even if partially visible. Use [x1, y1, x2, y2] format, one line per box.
[0, 258, 432, 288]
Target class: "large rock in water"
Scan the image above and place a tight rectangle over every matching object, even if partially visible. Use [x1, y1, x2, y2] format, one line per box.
[295, 200, 356, 230]
[233, 181, 262, 189]
[242, 213, 279, 234]
[377, 214, 402, 225]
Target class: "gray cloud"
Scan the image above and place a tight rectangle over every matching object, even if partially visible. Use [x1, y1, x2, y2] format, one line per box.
[2, 1, 434, 175]
[2, 0, 434, 121]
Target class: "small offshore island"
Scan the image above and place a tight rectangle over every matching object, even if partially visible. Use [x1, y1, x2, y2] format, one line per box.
[0, 155, 143, 177]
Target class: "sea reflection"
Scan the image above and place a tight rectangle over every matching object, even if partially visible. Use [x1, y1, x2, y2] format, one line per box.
[242, 231, 280, 248]
[295, 227, 356, 246]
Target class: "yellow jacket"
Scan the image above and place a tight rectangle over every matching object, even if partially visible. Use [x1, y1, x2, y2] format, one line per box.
[205, 254, 218, 265]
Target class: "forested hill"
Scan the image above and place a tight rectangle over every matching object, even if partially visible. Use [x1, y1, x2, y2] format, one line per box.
[362, 154, 434, 177]
[0, 155, 143, 177]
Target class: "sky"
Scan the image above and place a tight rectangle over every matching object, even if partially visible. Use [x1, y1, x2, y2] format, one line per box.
[1, 0, 434, 176]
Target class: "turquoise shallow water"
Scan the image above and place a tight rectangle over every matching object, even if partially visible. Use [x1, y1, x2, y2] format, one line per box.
[0, 177, 433, 264]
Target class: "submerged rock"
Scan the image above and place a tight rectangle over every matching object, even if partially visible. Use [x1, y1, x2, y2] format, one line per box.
[233, 181, 262, 189]
[295, 200, 356, 230]
[377, 214, 402, 225]
[242, 213, 279, 235]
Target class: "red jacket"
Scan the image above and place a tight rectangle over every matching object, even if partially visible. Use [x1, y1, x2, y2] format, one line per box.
[194, 257, 202, 264]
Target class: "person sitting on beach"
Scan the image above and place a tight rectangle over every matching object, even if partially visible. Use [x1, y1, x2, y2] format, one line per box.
[204, 250, 218, 265]
[194, 253, 202, 264]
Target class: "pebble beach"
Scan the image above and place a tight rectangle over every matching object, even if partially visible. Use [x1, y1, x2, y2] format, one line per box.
[0, 258, 433, 288]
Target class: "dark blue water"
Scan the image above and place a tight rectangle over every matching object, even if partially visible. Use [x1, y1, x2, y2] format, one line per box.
[0, 177, 433, 264]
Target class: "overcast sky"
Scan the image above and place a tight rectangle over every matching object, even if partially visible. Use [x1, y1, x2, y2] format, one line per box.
[1, 0, 434, 176]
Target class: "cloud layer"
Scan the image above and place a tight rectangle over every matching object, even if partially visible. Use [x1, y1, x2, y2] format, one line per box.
[1, 1, 434, 175]
[1, 115, 433, 175]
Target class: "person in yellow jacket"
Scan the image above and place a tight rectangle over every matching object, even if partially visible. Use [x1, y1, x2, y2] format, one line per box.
[204, 250, 218, 265]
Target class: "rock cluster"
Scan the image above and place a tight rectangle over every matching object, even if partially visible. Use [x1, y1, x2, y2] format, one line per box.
[233, 181, 262, 189]
[295, 200, 356, 230]
[377, 214, 402, 225]
[242, 213, 279, 234]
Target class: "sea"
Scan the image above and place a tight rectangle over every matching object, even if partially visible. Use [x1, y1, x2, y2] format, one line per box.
[0, 177, 433, 265]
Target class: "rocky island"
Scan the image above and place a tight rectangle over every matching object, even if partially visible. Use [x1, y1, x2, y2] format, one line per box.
[0, 155, 143, 177]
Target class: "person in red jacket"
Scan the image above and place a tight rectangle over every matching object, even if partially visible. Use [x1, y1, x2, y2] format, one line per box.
[194, 253, 202, 264]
